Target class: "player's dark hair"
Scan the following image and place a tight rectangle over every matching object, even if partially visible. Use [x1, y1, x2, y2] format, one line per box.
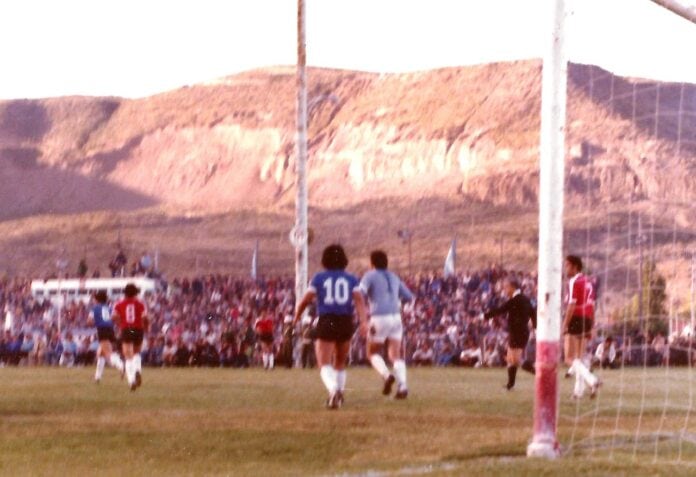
[95, 290, 108, 303]
[321, 244, 348, 270]
[124, 283, 140, 298]
[506, 278, 521, 290]
[370, 250, 388, 270]
[565, 255, 583, 271]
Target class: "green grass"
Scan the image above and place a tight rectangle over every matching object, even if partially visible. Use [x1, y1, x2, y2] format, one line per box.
[2, 367, 696, 476]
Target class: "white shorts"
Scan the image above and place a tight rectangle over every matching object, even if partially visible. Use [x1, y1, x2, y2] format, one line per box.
[369, 314, 403, 344]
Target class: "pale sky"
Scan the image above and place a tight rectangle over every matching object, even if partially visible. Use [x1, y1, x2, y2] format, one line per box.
[0, 0, 694, 99]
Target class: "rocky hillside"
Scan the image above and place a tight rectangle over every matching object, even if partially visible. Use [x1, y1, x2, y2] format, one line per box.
[1, 61, 694, 220]
[0, 60, 694, 296]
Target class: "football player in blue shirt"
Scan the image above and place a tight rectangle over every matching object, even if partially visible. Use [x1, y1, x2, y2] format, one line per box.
[88, 291, 124, 382]
[295, 244, 366, 409]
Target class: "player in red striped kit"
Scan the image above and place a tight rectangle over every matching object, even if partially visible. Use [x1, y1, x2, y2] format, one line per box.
[562, 255, 601, 399]
[255, 311, 275, 370]
[113, 283, 148, 391]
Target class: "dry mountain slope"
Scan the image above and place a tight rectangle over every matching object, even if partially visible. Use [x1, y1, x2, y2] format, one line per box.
[0, 61, 694, 281]
[1, 60, 693, 221]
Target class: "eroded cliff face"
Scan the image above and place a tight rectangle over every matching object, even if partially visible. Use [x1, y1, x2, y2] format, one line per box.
[0, 61, 694, 221]
[0, 61, 694, 279]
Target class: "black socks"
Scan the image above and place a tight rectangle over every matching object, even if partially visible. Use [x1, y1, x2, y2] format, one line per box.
[507, 366, 518, 389]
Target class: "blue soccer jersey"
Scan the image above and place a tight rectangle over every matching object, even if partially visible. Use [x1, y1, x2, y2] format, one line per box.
[91, 304, 113, 329]
[308, 270, 360, 317]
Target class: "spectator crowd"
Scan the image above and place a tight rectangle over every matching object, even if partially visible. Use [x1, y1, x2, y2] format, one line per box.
[0, 264, 690, 370]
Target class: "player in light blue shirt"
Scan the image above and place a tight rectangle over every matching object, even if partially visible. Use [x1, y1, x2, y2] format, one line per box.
[359, 269, 414, 316]
[357, 250, 414, 399]
[295, 244, 366, 409]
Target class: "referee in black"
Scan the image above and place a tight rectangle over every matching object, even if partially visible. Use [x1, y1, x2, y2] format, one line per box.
[482, 277, 537, 390]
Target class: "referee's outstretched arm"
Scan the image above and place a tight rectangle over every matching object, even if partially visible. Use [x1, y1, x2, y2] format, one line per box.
[483, 299, 513, 320]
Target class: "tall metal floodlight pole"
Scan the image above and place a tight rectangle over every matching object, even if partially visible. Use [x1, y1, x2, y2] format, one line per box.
[295, 0, 309, 311]
[527, 0, 567, 459]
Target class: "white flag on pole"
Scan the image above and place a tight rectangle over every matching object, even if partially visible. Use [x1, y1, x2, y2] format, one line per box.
[4, 307, 13, 332]
[444, 238, 457, 278]
[251, 240, 259, 280]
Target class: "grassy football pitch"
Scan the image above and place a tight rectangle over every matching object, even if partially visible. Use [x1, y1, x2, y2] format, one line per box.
[2, 366, 696, 476]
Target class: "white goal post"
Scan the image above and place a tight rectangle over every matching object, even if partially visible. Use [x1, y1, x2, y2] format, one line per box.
[528, 0, 567, 459]
[529, 0, 694, 460]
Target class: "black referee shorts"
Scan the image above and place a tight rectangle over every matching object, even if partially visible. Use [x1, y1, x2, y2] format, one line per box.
[509, 332, 530, 350]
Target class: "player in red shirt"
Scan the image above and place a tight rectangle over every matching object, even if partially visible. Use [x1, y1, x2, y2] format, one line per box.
[255, 310, 275, 370]
[562, 255, 601, 399]
[113, 283, 149, 391]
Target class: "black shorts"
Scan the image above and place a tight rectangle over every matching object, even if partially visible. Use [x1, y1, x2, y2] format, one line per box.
[567, 316, 593, 336]
[509, 332, 530, 350]
[121, 328, 144, 346]
[97, 327, 116, 343]
[315, 314, 355, 343]
[258, 333, 274, 345]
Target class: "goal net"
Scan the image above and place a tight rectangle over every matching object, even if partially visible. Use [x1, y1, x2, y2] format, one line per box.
[295, 0, 696, 463]
[557, 0, 696, 464]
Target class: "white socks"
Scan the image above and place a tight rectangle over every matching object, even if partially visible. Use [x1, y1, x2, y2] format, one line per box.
[110, 353, 124, 372]
[573, 364, 585, 397]
[320, 365, 337, 393]
[97, 353, 125, 381]
[133, 354, 142, 373]
[336, 370, 346, 392]
[572, 358, 597, 397]
[262, 353, 274, 369]
[95, 357, 106, 380]
[369, 354, 391, 380]
[125, 359, 135, 385]
[393, 360, 408, 391]
[370, 355, 408, 391]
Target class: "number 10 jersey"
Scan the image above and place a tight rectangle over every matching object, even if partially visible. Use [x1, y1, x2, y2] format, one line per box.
[308, 270, 360, 317]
